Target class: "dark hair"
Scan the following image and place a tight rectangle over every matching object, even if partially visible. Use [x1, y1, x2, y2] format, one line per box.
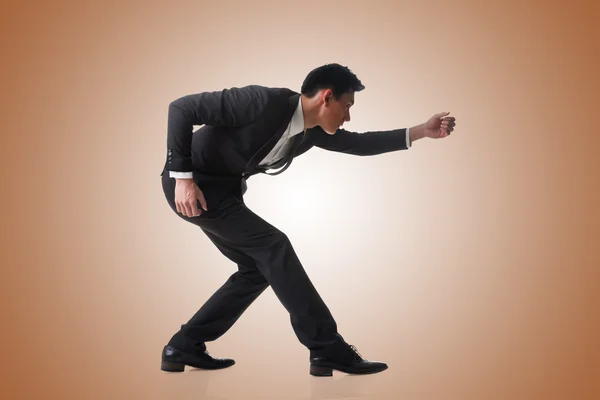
[301, 63, 365, 99]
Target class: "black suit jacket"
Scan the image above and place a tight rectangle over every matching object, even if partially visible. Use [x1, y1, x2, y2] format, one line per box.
[161, 85, 409, 207]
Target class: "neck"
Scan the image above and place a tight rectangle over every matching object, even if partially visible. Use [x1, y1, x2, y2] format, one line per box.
[300, 94, 321, 131]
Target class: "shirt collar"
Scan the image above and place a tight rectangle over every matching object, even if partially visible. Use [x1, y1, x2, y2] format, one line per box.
[289, 95, 305, 137]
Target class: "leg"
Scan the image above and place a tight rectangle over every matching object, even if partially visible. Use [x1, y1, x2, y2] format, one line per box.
[162, 174, 269, 353]
[168, 229, 270, 353]
[162, 173, 341, 352]
[161, 175, 383, 376]
[196, 198, 342, 352]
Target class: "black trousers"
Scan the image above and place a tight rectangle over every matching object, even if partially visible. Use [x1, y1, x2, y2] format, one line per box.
[161, 173, 344, 355]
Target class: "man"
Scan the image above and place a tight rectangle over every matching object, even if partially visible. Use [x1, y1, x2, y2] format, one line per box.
[159, 63, 456, 376]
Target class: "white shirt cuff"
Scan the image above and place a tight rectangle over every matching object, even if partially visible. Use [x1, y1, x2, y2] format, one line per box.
[406, 127, 411, 148]
[169, 171, 194, 179]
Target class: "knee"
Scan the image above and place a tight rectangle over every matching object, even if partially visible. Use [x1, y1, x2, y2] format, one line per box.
[250, 228, 290, 248]
[266, 230, 291, 248]
[238, 270, 269, 287]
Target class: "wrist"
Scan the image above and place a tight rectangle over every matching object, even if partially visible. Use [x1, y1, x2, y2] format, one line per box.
[409, 123, 427, 145]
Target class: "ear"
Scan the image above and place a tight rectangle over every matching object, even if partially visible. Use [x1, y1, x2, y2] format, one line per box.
[322, 89, 333, 105]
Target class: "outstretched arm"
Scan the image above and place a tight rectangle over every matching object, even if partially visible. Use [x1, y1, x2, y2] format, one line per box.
[312, 126, 410, 155]
[313, 112, 456, 155]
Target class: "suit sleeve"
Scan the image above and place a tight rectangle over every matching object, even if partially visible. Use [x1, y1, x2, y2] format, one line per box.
[312, 126, 410, 156]
[166, 86, 266, 172]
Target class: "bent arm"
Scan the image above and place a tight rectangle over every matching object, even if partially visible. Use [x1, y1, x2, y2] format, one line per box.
[165, 85, 266, 173]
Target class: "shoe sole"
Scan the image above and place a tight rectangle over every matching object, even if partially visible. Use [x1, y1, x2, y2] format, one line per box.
[161, 360, 235, 372]
[309, 363, 388, 377]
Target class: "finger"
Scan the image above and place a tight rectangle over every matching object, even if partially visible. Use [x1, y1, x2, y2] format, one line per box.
[186, 203, 196, 217]
[434, 111, 450, 119]
[441, 116, 455, 121]
[183, 203, 193, 217]
[176, 202, 182, 214]
[189, 201, 200, 217]
[197, 192, 208, 211]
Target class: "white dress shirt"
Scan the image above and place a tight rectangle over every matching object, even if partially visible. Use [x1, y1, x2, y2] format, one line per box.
[169, 96, 411, 179]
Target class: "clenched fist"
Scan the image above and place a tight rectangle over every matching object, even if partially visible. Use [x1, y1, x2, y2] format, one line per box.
[424, 112, 456, 139]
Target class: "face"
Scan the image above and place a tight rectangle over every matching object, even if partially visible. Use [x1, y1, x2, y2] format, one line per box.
[319, 89, 354, 135]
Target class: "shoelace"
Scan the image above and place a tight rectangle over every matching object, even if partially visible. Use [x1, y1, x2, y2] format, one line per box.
[348, 344, 363, 360]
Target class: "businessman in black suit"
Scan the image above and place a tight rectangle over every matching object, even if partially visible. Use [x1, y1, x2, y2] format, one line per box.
[160, 63, 456, 376]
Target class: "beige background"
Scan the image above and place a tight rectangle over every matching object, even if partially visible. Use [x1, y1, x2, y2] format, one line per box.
[1, 0, 599, 399]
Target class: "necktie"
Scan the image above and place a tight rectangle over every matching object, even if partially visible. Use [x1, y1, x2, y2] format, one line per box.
[259, 131, 305, 176]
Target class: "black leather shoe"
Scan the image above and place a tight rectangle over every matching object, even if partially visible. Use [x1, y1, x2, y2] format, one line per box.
[309, 343, 387, 376]
[160, 345, 235, 372]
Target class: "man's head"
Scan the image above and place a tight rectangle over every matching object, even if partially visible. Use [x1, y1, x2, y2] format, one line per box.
[301, 63, 365, 134]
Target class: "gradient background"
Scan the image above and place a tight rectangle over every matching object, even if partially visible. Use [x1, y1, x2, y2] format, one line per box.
[1, 0, 598, 399]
